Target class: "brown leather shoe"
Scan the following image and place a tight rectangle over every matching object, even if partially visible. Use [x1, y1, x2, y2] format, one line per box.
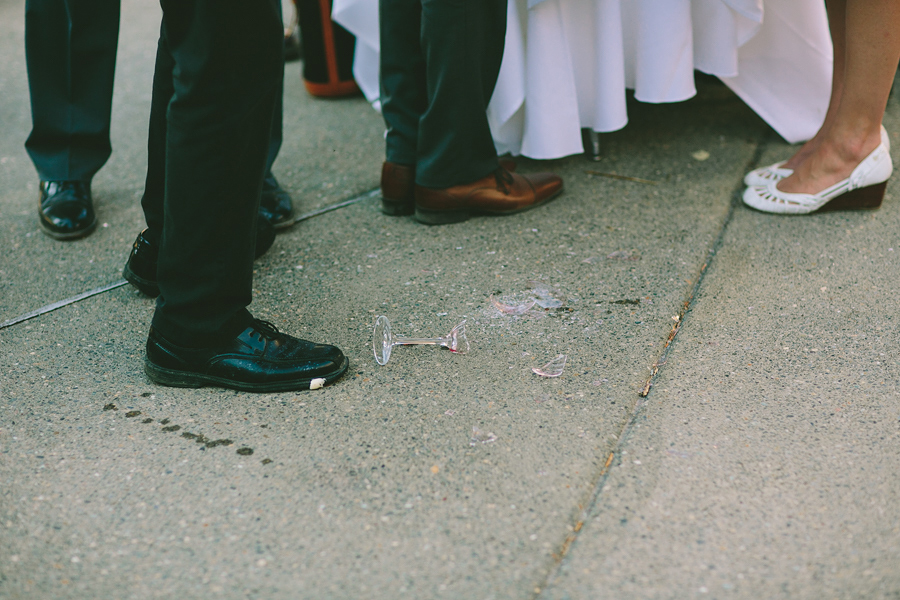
[381, 158, 518, 217]
[381, 162, 416, 216]
[413, 167, 562, 225]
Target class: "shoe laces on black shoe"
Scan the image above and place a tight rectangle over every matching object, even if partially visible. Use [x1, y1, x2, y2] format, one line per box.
[493, 167, 515, 195]
[249, 319, 284, 346]
[41, 181, 91, 206]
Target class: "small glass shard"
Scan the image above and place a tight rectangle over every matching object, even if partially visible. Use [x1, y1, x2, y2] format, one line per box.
[607, 250, 640, 261]
[527, 282, 565, 309]
[534, 297, 563, 309]
[532, 354, 567, 377]
[490, 295, 535, 315]
[528, 282, 552, 296]
[470, 426, 497, 446]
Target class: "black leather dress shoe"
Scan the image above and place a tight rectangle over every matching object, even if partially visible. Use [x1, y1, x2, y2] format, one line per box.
[38, 180, 97, 240]
[123, 220, 276, 297]
[255, 216, 277, 256]
[122, 229, 161, 297]
[145, 320, 349, 392]
[259, 174, 295, 229]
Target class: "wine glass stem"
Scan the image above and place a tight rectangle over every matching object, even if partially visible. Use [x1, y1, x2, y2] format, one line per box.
[392, 336, 446, 346]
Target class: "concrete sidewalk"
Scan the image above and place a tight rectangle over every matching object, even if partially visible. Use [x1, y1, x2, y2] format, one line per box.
[1, 1, 898, 598]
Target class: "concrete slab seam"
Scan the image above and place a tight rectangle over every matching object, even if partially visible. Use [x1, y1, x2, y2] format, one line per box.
[636, 139, 769, 400]
[0, 279, 129, 330]
[0, 188, 380, 331]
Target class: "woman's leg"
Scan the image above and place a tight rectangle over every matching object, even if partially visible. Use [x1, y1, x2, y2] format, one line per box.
[781, 0, 847, 170]
[777, 0, 900, 194]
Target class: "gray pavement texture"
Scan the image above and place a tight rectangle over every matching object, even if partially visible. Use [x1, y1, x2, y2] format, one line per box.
[1, 1, 899, 599]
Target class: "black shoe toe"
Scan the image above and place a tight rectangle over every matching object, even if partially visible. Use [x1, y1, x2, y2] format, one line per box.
[38, 181, 97, 240]
[123, 229, 161, 297]
[259, 174, 295, 229]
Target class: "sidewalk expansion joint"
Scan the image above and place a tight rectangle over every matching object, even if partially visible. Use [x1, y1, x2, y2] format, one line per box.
[532, 138, 769, 599]
[637, 139, 768, 399]
[0, 188, 380, 331]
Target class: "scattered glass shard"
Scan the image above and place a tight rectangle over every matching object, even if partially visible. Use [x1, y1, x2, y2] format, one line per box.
[532, 354, 567, 377]
[490, 295, 535, 315]
[607, 250, 640, 260]
[470, 426, 497, 446]
[373, 315, 469, 366]
[528, 281, 565, 309]
[534, 296, 563, 309]
[528, 281, 552, 296]
[666, 449, 692, 458]
[444, 410, 455, 416]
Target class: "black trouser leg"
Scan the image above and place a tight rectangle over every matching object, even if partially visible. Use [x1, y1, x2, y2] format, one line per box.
[263, 75, 285, 178]
[417, 0, 506, 187]
[144, 20, 285, 235]
[380, 0, 506, 188]
[24, 0, 120, 182]
[264, 0, 285, 177]
[380, 0, 426, 168]
[149, 0, 283, 348]
[140, 27, 173, 241]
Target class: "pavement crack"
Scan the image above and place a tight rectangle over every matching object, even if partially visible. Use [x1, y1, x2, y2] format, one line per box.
[637, 138, 768, 399]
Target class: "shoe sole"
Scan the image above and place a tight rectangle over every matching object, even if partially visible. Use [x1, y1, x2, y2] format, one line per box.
[744, 181, 887, 215]
[39, 218, 98, 240]
[271, 215, 296, 230]
[413, 187, 564, 225]
[381, 197, 415, 216]
[144, 356, 349, 392]
[816, 181, 887, 212]
[122, 264, 160, 298]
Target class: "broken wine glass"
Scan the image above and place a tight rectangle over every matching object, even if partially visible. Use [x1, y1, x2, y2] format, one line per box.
[373, 315, 469, 366]
[489, 294, 535, 315]
[532, 354, 567, 377]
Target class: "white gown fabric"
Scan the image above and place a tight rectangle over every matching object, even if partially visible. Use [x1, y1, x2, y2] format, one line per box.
[332, 0, 833, 160]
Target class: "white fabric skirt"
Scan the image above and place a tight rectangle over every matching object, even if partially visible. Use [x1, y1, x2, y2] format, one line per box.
[333, 0, 833, 160]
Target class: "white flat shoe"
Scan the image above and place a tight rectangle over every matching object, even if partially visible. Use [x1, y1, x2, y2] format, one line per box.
[742, 141, 893, 215]
[743, 125, 890, 187]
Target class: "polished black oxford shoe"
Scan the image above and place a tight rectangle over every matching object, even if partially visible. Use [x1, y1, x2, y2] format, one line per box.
[123, 219, 276, 297]
[259, 174, 295, 229]
[122, 229, 161, 297]
[144, 320, 349, 392]
[38, 180, 97, 240]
